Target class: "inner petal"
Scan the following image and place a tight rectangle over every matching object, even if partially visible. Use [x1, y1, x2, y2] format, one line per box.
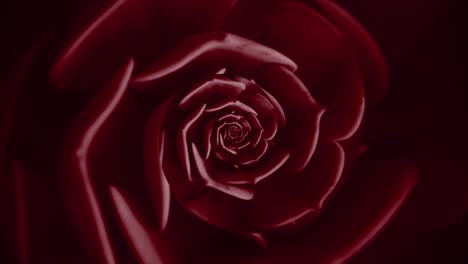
[192, 143, 254, 200]
[177, 104, 206, 181]
[178, 76, 246, 111]
[234, 78, 282, 140]
[226, 124, 242, 140]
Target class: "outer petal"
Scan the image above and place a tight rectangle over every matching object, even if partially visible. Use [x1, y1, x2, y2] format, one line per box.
[50, 0, 154, 90]
[178, 76, 246, 111]
[157, 0, 237, 45]
[61, 59, 134, 264]
[205, 99, 258, 116]
[227, 1, 365, 141]
[262, 1, 365, 141]
[109, 186, 166, 264]
[314, 0, 389, 104]
[205, 146, 290, 186]
[133, 32, 297, 84]
[177, 104, 207, 182]
[255, 65, 325, 173]
[144, 98, 175, 231]
[200, 159, 418, 264]
[222, 0, 270, 41]
[245, 141, 345, 230]
[177, 149, 290, 232]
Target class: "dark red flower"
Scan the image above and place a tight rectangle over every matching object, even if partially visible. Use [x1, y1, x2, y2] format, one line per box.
[1, 0, 422, 263]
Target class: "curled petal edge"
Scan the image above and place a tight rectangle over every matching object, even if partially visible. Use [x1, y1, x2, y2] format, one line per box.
[192, 143, 254, 200]
[315, 0, 389, 104]
[255, 64, 325, 173]
[63, 59, 135, 264]
[133, 32, 297, 83]
[144, 98, 175, 231]
[109, 186, 165, 264]
[50, 0, 139, 89]
[179, 77, 246, 110]
[178, 104, 207, 182]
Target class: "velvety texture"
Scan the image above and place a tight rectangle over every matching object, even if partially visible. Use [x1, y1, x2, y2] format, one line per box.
[2, 0, 466, 263]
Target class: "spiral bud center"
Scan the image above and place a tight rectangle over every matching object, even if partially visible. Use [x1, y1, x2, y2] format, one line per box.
[226, 125, 242, 140]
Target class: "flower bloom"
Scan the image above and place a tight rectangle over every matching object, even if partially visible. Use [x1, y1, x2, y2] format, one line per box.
[1, 0, 418, 263]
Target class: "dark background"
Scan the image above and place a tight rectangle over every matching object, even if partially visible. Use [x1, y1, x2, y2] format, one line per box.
[2, 0, 467, 263]
[339, 0, 468, 263]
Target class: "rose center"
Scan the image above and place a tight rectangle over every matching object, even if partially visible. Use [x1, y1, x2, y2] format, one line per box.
[226, 125, 242, 140]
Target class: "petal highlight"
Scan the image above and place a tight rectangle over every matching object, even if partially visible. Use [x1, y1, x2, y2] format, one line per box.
[62, 59, 135, 264]
[255, 65, 325, 173]
[110, 186, 165, 264]
[144, 98, 176, 231]
[133, 32, 297, 83]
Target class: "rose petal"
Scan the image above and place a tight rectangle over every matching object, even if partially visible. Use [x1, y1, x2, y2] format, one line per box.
[218, 135, 238, 155]
[144, 98, 176, 231]
[203, 119, 216, 159]
[61, 59, 135, 264]
[221, 122, 250, 148]
[247, 233, 267, 250]
[209, 115, 252, 158]
[192, 144, 254, 200]
[315, 0, 389, 104]
[255, 65, 325, 173]
[180, 149, 291, 232]
[261, 1, 365, 140]
[51, 0, 237, 91]
[161, 130, 207, 205]
[208, 159, 418, 264]
[222, 0, 269, 41]
[214, 121, 227, 148]
[133, 32, 297, 83]
[257, 85, 286, 129]
[177, 104, 206, 182]
[235, 81, 279, 140]
[157, 0, 237, 45]
[237, 139, 269, 166]
[215, 139, 269, 167]
[205, 148, 290, 185]
[179, 77, 246, 111]
[217, 114, 243, 123]
[245, 141, 344, 230]
[205, 99, 258, 116]
[243, 113, 263, 148]
[109, 186, 165, 264]
[183, 188, 250, 233]
[225, 0, 363, 141]
[50, 0, 155, 90]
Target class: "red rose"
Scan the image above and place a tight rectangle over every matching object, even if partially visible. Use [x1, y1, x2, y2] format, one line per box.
[2, 0, 425, 263]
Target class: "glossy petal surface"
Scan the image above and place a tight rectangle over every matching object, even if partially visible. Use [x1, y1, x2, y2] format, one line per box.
[245, 141, 345, 230]
[133, 32, 297, 83]
[144, 98, 175, 231]
[315, 0, 389, 104]
[61, 59, 135, 264]
[255, 65, 325, 172]
[110, 186, 164, 264]
[200, 159, 418, 263]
